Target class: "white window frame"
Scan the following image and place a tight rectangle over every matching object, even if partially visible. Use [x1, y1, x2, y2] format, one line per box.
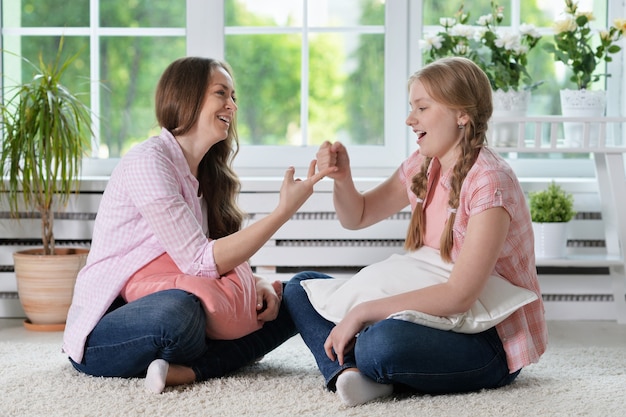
[2, 0, 625, 179]
[189, 0, 412, 177]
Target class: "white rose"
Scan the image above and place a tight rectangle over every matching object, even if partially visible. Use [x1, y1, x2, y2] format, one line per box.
[520, 23, 541, 39]
[495, 31, 521, 51]
[450, 24, 474, 38]
[553, 16, 577, 34]
[420, 34, 444, 51]
[476, 14, 493, 26]
[439, 17, 456, 28]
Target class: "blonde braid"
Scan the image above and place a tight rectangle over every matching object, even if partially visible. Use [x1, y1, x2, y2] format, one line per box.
[439, 124, 484, 262]
[404, 156, 432, 251]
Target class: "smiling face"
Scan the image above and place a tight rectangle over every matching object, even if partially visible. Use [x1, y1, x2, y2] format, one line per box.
[405, 79, 468, 171]
[194, 66, 238, 150]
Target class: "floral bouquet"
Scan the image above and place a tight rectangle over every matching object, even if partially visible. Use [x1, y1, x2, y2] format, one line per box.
[545, 0, 626, 90]
[420, 1, 542, 92]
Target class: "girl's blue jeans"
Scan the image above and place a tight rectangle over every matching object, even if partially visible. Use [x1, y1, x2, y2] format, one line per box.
[283, 271, 520, 394]
[70, 289, 296, 381]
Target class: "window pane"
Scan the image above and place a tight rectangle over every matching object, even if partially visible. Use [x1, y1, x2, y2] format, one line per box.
[309, 32, 384, 146]
[10, 0, 89, 27]
[99, 37, 185, 158]
[308, 0, 384, 27]
[100, 0, 185, 27]
[226, 0, 303, 27]
[2, 36, 90, 105]
[225, 34, 302, 146]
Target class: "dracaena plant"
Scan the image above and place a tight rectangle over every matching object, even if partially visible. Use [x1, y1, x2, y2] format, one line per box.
[420, 1, 542, 92]
[0, 38, 93, 255]
[544, 0, 626, 90]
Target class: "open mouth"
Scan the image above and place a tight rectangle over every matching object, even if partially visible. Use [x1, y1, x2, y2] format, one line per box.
[416, 131, 426, 141]
[217, 115, 230, 126]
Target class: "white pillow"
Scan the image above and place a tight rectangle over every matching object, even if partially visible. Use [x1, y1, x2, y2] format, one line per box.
[300, 246, 538, 333]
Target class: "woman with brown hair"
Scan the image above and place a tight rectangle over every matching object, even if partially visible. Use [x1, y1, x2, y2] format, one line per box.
[63, 57, 333, 393]
[284, 57, 547, 406]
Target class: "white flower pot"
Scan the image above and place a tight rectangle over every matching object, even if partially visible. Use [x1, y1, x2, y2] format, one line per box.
[489, 89, 530, 147]
[533, 222, 568, 259]
[560, 89, 606, 148]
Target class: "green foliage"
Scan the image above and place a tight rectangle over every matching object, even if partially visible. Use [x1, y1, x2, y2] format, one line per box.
[528, 182, 576, 223]
[0, 38, 93, 254]
[543, 0, 626, 90]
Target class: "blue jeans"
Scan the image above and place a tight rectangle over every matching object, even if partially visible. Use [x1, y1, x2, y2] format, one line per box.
[70, 289, 296, 381]
[283, 271, 520, 394]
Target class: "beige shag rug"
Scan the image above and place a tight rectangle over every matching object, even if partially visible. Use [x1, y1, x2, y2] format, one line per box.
[1, 334, 625, 417]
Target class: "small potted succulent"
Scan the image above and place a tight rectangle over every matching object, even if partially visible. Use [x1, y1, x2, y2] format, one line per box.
[528, 182, 576, 258]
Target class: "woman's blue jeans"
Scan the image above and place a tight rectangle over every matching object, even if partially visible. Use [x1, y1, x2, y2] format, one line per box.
[70, 289, 297, 381]
[283, 271, 520, 394]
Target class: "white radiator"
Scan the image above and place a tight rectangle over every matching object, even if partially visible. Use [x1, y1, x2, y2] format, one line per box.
[0, 177, 622, 321]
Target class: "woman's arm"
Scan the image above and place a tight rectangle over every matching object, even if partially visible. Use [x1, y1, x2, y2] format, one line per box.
[325, 206, 511, 364]
[212, 161, 335, 275]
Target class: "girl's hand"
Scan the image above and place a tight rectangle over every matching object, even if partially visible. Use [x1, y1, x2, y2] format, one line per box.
[323, 306, 367, 365]
[316, 141, 351, 181]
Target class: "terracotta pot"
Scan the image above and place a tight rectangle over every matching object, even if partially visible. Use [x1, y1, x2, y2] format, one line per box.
[13, 248, 88, 331]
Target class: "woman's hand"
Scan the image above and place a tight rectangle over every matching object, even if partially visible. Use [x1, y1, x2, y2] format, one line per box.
[276, 160, 336, 218]
[324, 305, 368, 365]
[255, 276, 283, 322]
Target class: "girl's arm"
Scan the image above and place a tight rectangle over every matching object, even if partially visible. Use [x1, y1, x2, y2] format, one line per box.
[316, 141, 409, 230]
[333, 168, 410, 230]
[325, 206, 511, 364]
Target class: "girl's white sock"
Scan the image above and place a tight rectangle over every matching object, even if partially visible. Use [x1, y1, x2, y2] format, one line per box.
[335, 370, 393, 407]
[145, 359, 169, 394]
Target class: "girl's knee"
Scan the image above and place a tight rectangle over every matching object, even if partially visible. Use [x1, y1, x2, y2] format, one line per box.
[355, 320, 406, 370]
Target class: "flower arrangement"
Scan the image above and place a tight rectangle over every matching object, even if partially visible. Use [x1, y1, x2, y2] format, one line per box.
[544, 0, 626, 90]
[420, 1, 542, 92]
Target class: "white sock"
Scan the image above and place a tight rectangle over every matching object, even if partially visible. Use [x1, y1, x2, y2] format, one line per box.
[335, 370, 393, 407]
[145, 359, 169, 394]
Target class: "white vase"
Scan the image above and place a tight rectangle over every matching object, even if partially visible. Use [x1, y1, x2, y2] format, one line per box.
[532, 222, 568, 259]
[489, 89, 530, 147]
[559, 89, 606, 148]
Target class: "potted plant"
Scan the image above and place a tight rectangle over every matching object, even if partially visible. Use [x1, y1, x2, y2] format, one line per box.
[0, 38, 93, 330]
[420, 1, 543, 146]
[544, 0, 626, 146]
[528, 182, 576, 258]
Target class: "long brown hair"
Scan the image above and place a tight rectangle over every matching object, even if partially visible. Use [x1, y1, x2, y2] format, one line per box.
[155, 57, 244, 239]
[404, 57, 493, 262]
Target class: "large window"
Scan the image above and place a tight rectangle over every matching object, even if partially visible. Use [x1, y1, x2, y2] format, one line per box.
[1, 0, 186, 163]
[1, 0, 625, 177]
